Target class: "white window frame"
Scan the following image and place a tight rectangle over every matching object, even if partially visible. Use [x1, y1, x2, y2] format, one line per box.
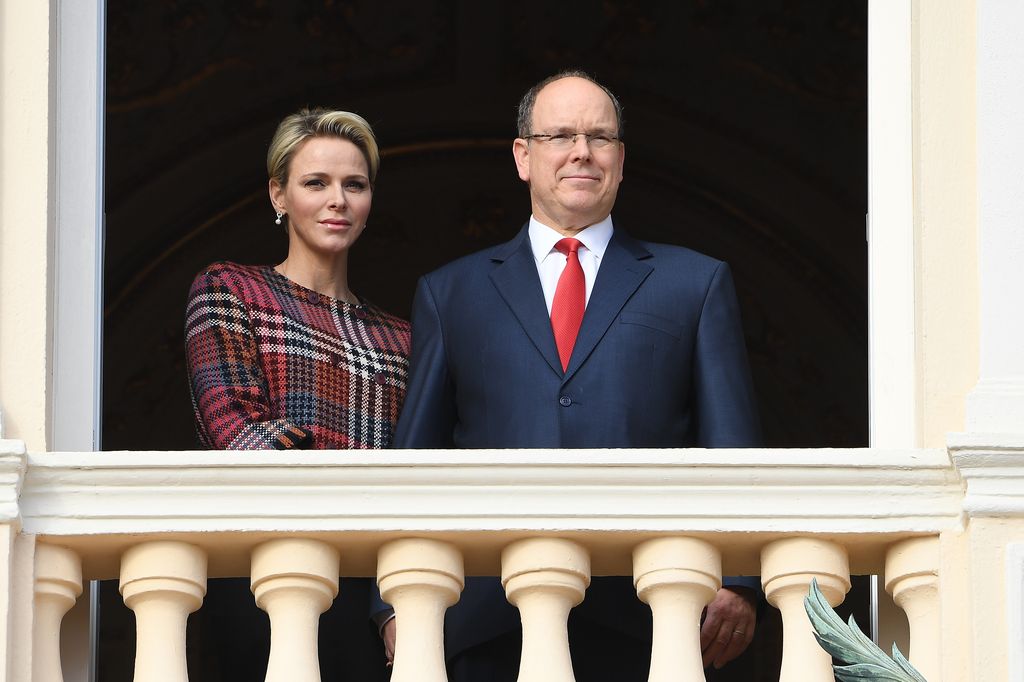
[50, 0, 917, 452]
[867, 0, 916, 449]
[51, 0, 105, 451]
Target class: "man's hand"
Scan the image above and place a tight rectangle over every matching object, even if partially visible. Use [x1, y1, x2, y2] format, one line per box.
[382, 617, 396, 665]
[700, 586, 757, 669]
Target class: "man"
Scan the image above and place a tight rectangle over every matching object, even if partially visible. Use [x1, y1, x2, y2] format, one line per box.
[383, 71, 761, 680]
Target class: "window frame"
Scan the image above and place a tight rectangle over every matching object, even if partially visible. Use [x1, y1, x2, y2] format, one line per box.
[50, 0, 916, 448]
[51, 0, 106, 451]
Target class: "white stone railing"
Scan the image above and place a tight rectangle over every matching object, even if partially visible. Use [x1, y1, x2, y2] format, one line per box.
[2, 438, 1022, 682]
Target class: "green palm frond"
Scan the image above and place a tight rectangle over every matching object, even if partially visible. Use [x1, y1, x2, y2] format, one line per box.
[804, 578, 928, 682]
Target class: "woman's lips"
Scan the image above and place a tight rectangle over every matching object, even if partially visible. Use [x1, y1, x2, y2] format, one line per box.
[320, 219, 351, 229]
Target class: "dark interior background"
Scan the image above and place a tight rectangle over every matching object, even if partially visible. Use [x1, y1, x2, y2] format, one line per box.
[99, 1, 868, 680]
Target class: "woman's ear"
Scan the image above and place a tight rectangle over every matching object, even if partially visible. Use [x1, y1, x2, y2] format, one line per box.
[268, 178, 285, 214]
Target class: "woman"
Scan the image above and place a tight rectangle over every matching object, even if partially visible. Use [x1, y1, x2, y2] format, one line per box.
[185, 108, 410, 450]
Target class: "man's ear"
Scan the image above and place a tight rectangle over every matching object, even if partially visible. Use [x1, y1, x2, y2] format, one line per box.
[512, 138, 531, 182]
[617, 142, 626, 182]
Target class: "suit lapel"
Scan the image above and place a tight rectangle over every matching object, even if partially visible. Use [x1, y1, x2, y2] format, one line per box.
[489, 226, 564, 377]
[563, 230, 653, 381]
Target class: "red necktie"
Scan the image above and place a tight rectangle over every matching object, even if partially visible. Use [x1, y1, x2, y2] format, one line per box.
[550, 238, 585, 372]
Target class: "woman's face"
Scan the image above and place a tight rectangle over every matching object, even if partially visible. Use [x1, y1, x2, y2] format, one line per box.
[270, 136, 372, 261]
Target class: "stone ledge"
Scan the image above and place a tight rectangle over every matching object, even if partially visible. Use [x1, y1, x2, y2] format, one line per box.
[948, 433, 1024, 518]
[20, 448, 962, 537]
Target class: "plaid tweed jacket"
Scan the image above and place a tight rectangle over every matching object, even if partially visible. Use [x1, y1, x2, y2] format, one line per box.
[185, 261, 410, 450]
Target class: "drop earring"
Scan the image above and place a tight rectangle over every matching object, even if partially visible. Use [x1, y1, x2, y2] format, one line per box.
[275, 211, 283, 225]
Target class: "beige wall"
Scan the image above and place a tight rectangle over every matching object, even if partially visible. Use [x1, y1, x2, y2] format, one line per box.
[939, 526, 973, 681]
[964, 518, 1024, 681]
[913, 0, 980, 448]
[0, 0, 53, 451]
[0, 525, 13, 679]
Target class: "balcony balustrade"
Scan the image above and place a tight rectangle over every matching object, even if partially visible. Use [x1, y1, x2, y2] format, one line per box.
[1, 438, 1019, 682]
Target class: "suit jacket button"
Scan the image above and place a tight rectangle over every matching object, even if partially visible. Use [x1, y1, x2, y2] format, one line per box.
[559, 396, 572, 407]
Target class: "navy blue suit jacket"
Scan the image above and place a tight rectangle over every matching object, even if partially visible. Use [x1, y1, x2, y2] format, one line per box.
[394, 224, 759, 449]
[386, 224, 760, 657]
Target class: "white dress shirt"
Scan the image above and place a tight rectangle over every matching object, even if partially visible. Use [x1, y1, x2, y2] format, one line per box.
[528, 215, 614, 314]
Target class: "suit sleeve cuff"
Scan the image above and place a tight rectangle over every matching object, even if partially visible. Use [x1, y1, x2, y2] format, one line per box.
[722, 575, 761, 592]
[371, 607, 396, 637]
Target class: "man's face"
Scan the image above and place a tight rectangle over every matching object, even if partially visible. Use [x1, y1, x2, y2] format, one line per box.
[513, 77, 625, 235]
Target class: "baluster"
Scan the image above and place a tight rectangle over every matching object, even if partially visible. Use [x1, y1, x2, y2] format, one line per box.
[502, 538, 590, 682]
[251, 538, 340, 682]
[885, 536, 941, 681]
[633, 537, 721, 682]
[119, 540, 207, 682]
[761, 538, 850, 682]
[377, 538, 464, 682]
[33, 543, 82, 682]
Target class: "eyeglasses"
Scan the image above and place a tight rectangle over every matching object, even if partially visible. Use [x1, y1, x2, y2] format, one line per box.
[523, 132, 620, 149]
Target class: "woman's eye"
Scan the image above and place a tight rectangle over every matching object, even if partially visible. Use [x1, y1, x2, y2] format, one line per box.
[346, 181, 368, 192]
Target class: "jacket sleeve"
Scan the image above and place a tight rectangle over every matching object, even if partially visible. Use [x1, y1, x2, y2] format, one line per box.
[184, 268, 312, 450]
[392, 275, 457, 448]
[691, 262, 763, 594]
[691, 262, 761, 448]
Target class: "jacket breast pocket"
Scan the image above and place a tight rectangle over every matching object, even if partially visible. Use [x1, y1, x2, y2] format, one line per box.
[619, 310, 683, 339]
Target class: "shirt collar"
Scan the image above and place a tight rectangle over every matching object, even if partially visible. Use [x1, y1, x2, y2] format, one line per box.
[528, 215, 614, 263]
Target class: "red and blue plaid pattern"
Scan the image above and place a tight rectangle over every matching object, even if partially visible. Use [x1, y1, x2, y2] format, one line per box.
[185, 262, 410, 450]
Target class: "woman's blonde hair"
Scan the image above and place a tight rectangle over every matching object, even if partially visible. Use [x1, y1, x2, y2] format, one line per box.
[267, 108, 380, 187]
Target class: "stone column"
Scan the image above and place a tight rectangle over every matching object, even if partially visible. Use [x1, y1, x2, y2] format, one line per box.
[377, 538, 464, 682]
[33, 543, 82, 682]
[502, 538, 590, 682]
[120, 540, 207, 682]
[885, 536, 941, 682]
[634, 537, 721, 682]
[251, 538, 340, 682]
[762, 538, 850, 682]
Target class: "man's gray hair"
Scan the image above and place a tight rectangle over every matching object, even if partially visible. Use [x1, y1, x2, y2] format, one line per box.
[515, 70, 624, 139]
